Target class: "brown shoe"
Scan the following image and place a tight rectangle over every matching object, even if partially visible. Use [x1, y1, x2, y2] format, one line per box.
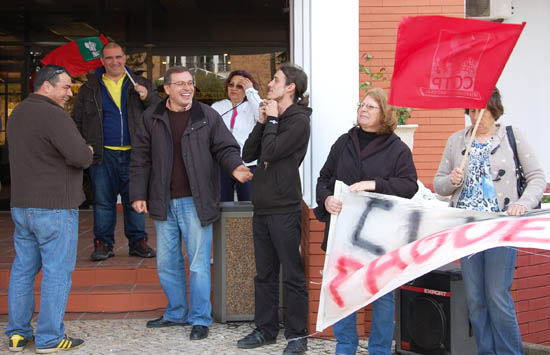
[129, 238, 156, 258]
[91, 240, 114, 261]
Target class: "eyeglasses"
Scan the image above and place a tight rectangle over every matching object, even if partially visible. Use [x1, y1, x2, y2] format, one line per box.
[228, 82, 243, 89]
[357, 102, 380, 111]
[46, 67, 67, 84]
[167, 81, 194, 88]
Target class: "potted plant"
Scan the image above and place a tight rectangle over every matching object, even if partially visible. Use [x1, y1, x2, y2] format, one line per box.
[360, 54, 417, 152]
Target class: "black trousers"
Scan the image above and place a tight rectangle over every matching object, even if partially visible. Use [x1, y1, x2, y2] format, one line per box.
[253, 212, 308, 340]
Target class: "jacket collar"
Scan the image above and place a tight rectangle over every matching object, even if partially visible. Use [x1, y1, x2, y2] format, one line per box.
[279, 103, 312, 120]
[349, 126, 397, 160]
[462, 123, 504, 151]
[88, 65, 135, 88]
[153, 99, 205, 124]
[28, 93, 65, 112]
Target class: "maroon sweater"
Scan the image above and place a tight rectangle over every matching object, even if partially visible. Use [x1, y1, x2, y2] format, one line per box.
[8, 94, 93, 209]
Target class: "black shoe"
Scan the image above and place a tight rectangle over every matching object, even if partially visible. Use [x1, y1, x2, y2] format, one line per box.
[190, 325, 209, 340]
[91, 240, 114, 261]
[283, 338, 307, 354]
[129, 238, 156, 258]
[146, 317, 188, 328]
[237, 328, 276, 349]
[35, 334, 84, 353]
[8, 334, 33, 352]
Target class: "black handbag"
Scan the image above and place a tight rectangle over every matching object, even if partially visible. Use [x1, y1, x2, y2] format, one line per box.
[505, 126, 541, 208]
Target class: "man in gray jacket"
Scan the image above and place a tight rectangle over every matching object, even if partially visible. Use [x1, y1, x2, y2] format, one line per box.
[6, 65, 93, 353]
[130, 66, 252, 340]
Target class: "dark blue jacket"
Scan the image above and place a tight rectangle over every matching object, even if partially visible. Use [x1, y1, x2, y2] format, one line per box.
[97, 67, 131, 146]
[72, 66, 161, 163]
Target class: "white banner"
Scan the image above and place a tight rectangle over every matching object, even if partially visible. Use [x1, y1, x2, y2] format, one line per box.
[316, 181, 550, 331]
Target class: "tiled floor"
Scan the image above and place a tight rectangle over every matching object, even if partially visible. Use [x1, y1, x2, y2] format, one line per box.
[0, 209, 158, 271]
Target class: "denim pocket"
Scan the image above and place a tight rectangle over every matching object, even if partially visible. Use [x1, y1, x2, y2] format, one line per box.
[28, 208, 62, 244]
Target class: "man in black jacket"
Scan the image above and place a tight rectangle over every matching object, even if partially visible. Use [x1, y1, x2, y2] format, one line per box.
[238, 64, 311, 355]
[72, 42, 161, 261]
[130, 66, 252, 341]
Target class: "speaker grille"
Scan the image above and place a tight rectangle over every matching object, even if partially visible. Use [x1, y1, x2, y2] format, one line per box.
[407, 295, 448, 351]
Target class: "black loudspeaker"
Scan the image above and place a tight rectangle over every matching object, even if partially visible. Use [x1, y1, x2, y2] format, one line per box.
[395, 263, 477, 355]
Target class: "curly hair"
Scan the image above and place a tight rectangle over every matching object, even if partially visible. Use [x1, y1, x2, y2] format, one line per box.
[357, 88, 397, 134]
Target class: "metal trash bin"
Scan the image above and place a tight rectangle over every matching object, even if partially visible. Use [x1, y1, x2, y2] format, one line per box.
[212, 201, 255, 322]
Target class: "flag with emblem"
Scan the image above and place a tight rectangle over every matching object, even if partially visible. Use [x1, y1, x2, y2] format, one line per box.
[41, 34, 109, 76]
[388, 16, 525, 109]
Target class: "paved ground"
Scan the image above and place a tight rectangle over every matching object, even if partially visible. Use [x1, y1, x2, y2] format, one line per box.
[0, 319, 374, 354]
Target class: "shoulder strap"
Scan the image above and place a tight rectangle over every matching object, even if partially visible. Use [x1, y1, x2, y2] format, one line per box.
[506, 125, 521, 172]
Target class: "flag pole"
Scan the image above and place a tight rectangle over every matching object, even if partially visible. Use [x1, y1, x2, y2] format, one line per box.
[124, 68, 137, 86]
[459, 108, 485, 171]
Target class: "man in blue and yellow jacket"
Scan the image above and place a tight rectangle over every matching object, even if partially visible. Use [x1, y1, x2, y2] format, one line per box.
[72, 42, 161, 261]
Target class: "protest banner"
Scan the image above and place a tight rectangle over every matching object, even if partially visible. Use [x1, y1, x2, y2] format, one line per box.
[316, 181, 550, 331]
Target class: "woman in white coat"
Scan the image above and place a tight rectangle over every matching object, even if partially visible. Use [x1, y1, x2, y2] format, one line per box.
[212, 70, 262, 201]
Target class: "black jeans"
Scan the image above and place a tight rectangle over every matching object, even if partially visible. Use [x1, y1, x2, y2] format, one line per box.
[253, 212, 308, 340]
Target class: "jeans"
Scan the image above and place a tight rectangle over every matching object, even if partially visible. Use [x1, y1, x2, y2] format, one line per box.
[461, 247, 524, 355]
[154, 197, 212, 327]
[89, 148, 147, 248]
[253, 212, 308, 340]
[333, 291, 394, 355]
[6, 208, 78, 348]
[220, 166, 255, 202]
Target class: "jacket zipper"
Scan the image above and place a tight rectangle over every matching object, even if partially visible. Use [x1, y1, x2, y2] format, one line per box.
[103, 77, 126, 147]
[119, 109, 124, 146]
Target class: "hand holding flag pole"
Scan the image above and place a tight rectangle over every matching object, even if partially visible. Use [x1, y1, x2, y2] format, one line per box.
[459, 108, 485, 170]
[124, 67, 148, 100]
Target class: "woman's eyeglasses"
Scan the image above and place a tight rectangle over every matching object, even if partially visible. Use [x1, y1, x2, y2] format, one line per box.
[357, 102, 380, 111]
[228, 82, 243, 89]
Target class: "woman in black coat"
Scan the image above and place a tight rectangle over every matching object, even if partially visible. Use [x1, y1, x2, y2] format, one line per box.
[314, 88, 418, 355]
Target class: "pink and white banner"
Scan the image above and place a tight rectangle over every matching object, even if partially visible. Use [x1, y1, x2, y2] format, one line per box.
[316, 181, 550, 331]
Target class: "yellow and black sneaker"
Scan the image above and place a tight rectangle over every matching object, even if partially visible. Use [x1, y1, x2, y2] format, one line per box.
[8, 334, 33, 352]
[35, 334, 84, 353]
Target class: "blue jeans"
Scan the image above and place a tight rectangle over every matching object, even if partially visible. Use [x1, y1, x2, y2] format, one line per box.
[6, 208, 78, 348]
[461, 247, 524, 355]
[334, 291, 394, 355]
[154, 197, 213, 327]
[89, 148, 147, 248]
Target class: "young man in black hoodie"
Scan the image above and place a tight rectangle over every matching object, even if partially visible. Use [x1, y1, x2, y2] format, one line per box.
[238, 64, 311, 355]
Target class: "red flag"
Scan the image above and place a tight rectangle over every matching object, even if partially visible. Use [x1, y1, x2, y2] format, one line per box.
[41, 35, 109, 76]
[388, 16, 525, 109]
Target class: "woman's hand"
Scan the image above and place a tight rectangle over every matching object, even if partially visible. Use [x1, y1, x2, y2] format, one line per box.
[238, 77, 253, 91]
[507, 203, 527, 216]
[349, 180, 376, 192]
[450, 167, 464, 186]
[325, 196, 342, 215]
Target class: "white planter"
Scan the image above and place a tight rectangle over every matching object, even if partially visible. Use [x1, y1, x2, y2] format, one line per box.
[395, 124, 418, 152]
